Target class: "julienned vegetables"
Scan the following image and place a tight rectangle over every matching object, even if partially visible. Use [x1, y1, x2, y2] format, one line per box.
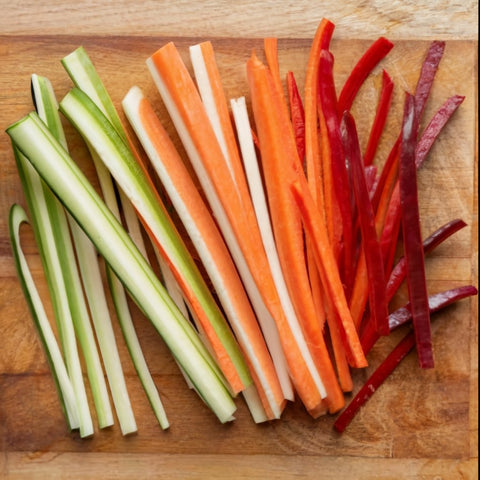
[6, 18, 476, 435]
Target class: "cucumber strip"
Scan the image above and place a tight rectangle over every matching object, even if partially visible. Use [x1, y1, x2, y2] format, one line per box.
[91, 145, 170, 429]
[12, 145, 93, 437]
[8, 204, 80, 432]
[59, 86, 252, 393]
[7, 112, 237, 423]
[32, 74, 124, 432]
[62, 48, 173, 427]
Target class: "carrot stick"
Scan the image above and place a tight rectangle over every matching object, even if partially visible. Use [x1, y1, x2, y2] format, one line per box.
[247, 52, 345, 413]
[123, 86, 286, 418]
[290, 179, 368, 369]
[286, 71, 306, 163]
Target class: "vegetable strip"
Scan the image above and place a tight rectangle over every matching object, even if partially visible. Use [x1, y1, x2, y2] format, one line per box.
[337, 37, 394, 116]
[337, 284, 478, 432]
[399, 93, 433, 369]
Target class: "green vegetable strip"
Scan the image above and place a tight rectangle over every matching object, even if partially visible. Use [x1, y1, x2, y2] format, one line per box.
[8, 204, 80, 432]
[91, 148, 171, 429]
[7, 112, 237, 423]
[12, 146, 93, 437]
[62, 48, 173, 425]
[59, 87, 251, 392]
[32, 74, 117, 431]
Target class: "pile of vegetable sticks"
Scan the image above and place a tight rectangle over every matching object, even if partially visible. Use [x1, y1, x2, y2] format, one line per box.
[6, 18, 477, 435]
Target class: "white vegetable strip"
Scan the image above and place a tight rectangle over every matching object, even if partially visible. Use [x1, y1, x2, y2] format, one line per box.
[230, 96, 327, 398]
[8, 203, 80, 432]
[7, 112, 237, 423]
[122, 85, 285, 419]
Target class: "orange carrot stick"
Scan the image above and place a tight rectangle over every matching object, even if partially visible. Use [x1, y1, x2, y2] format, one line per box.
[290, 179, 368, 369]
[247, 52, 345, 413]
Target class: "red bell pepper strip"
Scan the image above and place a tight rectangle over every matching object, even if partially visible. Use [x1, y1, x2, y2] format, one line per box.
[334, 330, 415, 433]
[336, 284, 477, 432]
[341, 111, 389, 336]
[386, 218, 467, 302]
[317, 49, 354, 291]
[337, 37, 394, 116]
[286, 71, 306, 164]
[399, 92, 434, 369]
[364, 69, 394, 166]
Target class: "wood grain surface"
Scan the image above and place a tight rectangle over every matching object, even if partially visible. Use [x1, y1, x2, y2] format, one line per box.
[0, 2, 478, 479]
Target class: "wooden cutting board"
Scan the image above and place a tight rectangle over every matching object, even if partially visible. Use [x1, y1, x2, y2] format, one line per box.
[0, 34, 477, 479]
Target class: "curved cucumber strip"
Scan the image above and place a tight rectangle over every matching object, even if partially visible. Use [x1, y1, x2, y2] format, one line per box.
[8, 204, 80, 432]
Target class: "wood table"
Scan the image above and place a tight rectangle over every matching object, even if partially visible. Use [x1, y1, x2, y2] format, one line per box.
[1, 1, 477, 478]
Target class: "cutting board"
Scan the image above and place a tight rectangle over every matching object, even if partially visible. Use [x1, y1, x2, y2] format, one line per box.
[0, 34, 477, 479]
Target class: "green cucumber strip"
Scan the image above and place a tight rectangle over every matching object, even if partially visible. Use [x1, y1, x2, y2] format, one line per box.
[8, 204, 80, 432]
[59, 87, 252, 392]
[61, 46, 150, 259]
[32, 73, 136, 435]
[62, 48, 172, 427]
[90, 144, 170, 429]
[7, 112, 237, 423]
[12, 144, 93, 437]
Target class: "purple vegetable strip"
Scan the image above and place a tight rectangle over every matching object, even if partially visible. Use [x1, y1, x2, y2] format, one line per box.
[413, 40, 445, 120]
[415, 95, 465, 168]
[342, 111, 389, 336]
[337, 284, 478, 432]
[399, 92, 433, 369]
[388, 285, 478, 331]
[337, 37, 394, 116]
[361, 284, 478, 354]
[386, 218, 467, 302]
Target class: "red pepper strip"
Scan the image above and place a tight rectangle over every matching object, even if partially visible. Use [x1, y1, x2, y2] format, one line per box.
[334, 330, 415, 433]
[286, 71, 306, 164]
[337, 286, 477, 433]
[342, 111, 389, 336]
[318, 49, 354, 291]
[399, 93, 434, 369]
[361, 284, 477, 355]
[337, 37, 394, 116]
[413, 41, 445, 119]
[386, 218, 467, 302]
[364, 165, 377, 198]
[364, 70, 394, 166]
[371, 138, 400, 214]
[415, 94, 465, 168]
